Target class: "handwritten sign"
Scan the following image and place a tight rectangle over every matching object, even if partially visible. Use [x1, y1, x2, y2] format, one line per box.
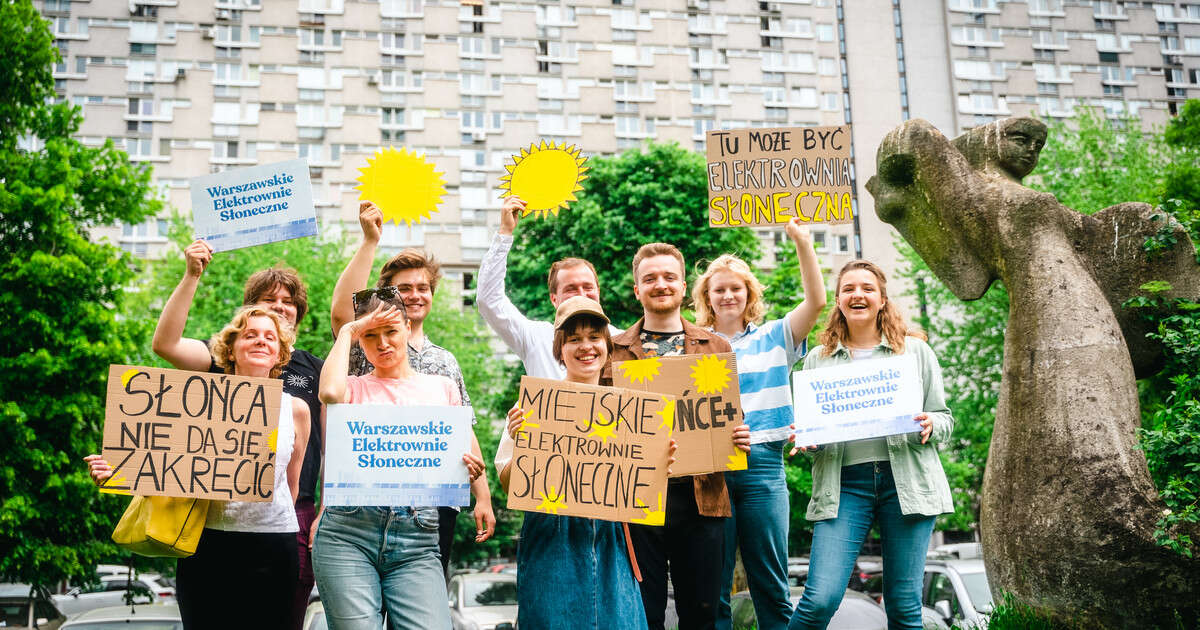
[791, 354, 922, 446]
[190, 158, 317, 252]
[507, 377, 672, 525]
[100, 365, 282, 502]
[706, 125, 853, 227]
[323, 404, 473, 507]
[613, 353, 748, 476]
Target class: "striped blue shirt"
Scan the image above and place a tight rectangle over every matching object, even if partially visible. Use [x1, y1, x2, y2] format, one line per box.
[717, 318, 805, 444]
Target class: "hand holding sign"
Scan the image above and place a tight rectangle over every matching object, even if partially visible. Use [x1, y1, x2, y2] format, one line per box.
[791, 354, 923, 446]
[190, 158, 317, 252]
[183, 240, 212, 279]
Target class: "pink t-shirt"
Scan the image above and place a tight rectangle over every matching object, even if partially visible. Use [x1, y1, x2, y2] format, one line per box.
[346, 372, 462, 407]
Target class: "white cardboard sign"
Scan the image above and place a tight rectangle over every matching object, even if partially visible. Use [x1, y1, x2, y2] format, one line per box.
[323, 404, 473, 507]
[189, 158, 317, 252]
[792, 354, 923, 446]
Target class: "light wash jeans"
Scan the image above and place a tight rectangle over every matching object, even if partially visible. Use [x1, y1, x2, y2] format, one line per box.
[312, 506, 450, 630]
[789, 461, 935, 630]
[716, 441, 793, 630]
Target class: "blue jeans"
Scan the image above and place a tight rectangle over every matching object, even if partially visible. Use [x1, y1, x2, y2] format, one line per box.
[789, 462, 935, 630]
[716, 441, 792, 630]
[312, 506, 450, 630]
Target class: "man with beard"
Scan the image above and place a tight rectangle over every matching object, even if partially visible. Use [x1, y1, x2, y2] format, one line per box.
[604, 242, 751, 630]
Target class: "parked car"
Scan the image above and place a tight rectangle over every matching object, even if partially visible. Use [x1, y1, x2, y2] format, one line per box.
[59, 603, 180, 629]
[922, 558, 993, 628]
[53, 573, 173, 618]
[0, 584, 66, 629]
[730, 586, 887, 629]
[930, 542, 983, 560]
[448, 572, 517, 630]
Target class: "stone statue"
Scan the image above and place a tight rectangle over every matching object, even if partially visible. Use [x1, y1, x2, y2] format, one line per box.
[865, 116, 1200, 628]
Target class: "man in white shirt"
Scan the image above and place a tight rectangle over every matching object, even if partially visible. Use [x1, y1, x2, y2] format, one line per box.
[476, 195, 621, 471]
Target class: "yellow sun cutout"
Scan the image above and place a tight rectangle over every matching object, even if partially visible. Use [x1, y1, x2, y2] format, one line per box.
[588, 412, 617, 444]
[690, 355, 732, 395]
[655, 396, 676, 437]
[497, 140, 589, 217]
[618, 358, 662, 384]
[536, 486, 569, 515]
[355, 146, 447, 225]
[632, 492, 665, 526]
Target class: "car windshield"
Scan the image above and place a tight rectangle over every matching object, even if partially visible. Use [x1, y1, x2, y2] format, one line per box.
[65, 623, 181, 630]
[464, 580, 517, 606]
[960, 571, 994, 612]
[1, 603, 32, 626]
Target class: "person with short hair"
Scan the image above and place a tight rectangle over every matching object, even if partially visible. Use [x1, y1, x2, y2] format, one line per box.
[315, 293, 483, 630]
[87, 305, 310, 630]
[147, 239, 324, 629]
[330, 201, 495, 574]
[787, 260, 953, 630]
[475, 195, 622, 474]
[498, 296, 654, 630]
[692, 219, 826, 630]
[604, 242, 751, 630]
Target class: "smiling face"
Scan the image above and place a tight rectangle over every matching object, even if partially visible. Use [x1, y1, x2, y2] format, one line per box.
[558, 322, 609, 383]
[836, 268, 885, 330]
[231, 315, 282, 377]
[706, 270, 748, 323]
[550, 264, 600, 307]
[359, 318, 411, 371]
[389, 267, 434, 324]
[634, 254, 686, 316]
[255, 284, 298, 329]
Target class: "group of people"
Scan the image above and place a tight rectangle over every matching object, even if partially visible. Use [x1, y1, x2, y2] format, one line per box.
[86, 193, 954, 630]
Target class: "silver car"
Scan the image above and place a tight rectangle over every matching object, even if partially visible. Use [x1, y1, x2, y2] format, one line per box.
[53, 574, 172, 618]
[922, 558, 993, 628]
[448, 572, 518, 630]
[59, 603, 180, 630]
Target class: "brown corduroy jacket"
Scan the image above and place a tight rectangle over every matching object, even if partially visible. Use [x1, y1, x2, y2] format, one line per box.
[602, 317, 733, 518]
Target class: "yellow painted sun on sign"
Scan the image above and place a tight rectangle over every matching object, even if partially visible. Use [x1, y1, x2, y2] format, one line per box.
[690, 354, 732, 395]
[497, 141, 589, 218]
[618, 357, 662, 385]
[355, 146, 447, 225]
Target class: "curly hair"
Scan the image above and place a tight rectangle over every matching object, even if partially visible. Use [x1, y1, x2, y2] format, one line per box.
[818, 260, 925, 356]
[691, 254, 767, 328]
[210, 306, 295, 379]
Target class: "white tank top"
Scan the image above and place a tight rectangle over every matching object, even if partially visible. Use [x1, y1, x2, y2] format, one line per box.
[205, 392, 300, 533]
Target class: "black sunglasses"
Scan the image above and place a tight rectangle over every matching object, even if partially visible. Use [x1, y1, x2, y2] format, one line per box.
[352, 286, 407, 317]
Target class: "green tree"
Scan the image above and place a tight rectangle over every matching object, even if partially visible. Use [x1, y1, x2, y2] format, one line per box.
[507, 142, 761, 327]
[0, 0, 160, 586]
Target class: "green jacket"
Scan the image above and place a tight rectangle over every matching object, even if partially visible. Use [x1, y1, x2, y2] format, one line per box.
[802, 335, 954, 521]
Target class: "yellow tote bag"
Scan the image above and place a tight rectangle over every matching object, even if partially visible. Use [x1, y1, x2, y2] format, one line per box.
[111, 496, 210, 558]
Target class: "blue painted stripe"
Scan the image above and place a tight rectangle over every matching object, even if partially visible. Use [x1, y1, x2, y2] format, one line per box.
[739, 364, 794, 393]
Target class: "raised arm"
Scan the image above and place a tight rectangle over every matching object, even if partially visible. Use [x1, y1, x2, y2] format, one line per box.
[476, 196, 541, 358]
[151, 239, 219, 370]
[784, 219, 828, 346]
[320, 305, 403, 403]
[331, 201, 383, 335]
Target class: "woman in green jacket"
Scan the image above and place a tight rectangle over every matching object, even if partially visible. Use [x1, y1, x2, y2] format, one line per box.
[788, 260, 954, 630]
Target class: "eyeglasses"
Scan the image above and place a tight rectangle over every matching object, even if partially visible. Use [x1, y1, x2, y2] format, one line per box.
[352, 286, 406, 316]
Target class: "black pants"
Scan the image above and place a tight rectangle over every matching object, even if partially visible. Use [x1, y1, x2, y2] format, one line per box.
[438, 506, 458, 579]
[630, 478, 726, 630]
[177, 529, 298, 630]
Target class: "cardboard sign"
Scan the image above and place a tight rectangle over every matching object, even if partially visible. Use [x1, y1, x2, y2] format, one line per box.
[507, 377, 672, 525]
[791, 354, 923, 446]
[612, 353, 748, 477]
[706, 125, 853, 227]
[190, 158, 317, 251]
[100, 365, 283, 502]
[323, 404, 473, 507]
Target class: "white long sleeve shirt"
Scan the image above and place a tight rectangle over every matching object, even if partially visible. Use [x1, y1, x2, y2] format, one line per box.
[476, 233, 620, 470]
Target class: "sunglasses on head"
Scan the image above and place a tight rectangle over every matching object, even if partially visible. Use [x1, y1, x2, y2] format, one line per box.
[352, 286, 406, 316]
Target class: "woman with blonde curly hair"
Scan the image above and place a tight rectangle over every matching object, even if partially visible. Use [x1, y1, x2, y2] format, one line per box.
[693, 218, 826, 630]
[788, 260, 952, 630]
[86, 305, 311, 630]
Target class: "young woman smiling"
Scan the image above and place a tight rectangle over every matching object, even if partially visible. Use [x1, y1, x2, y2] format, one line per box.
[788, 260, 954, 630]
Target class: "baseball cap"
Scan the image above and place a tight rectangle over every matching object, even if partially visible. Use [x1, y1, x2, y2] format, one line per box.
[553, 296, 609, 331]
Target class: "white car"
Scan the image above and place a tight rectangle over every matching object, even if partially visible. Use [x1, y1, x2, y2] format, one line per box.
[448, 572, 517, 630]
[60, 603, 180, 629]
[53, 574, 175, 618]
[922, 558, 993, 629]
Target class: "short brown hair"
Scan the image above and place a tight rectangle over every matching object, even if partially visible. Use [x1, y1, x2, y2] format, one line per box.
[378, 248, 442, 292]
[632, 243, 685, 279]
[210, 306, 295, 379]
[244, 267, 308, 324]
[552, 314, 613, 365]
[547, 258, 599, 296]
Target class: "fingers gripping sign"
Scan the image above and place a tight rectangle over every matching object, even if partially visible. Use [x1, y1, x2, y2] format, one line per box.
[183, 239, 213, 278]
[358, 200, 383, 243]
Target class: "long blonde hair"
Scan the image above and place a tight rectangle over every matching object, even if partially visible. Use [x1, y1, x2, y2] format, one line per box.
[818, 260, 924, 356]
[692, 254, 767, 328]
[210, 306, 294, 378]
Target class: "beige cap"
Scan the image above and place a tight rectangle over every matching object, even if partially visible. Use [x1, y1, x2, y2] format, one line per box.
[553, 296, 609, 331]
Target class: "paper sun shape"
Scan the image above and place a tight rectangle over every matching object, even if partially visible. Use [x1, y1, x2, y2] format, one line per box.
[356, 146, 447, 225]
[497, 140, 589, 217]
[690, 354, 732, 395]
[618, 357, 662, 384]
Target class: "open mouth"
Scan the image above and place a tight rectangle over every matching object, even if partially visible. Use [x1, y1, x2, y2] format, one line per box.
[849, 303, 869, 311]
[574, 352, 599, 365]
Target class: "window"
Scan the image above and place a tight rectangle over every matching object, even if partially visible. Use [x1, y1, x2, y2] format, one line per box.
[128, 98, 154, 116]
[816, 23, 834, 42]
[791, 87, 817, 107]
[811, 230, 827, 251]
[821, 92, 839, 111]
[819, 57, 837, 76]
[1186, 37, 1200, 53]
[835, 235, 850, 253]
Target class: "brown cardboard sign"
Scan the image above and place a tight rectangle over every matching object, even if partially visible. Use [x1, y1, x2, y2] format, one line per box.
[612, 353, 748, 477]
[100, 365, 283, 502]
[706, 125, 853, 227]
[507, 376, 673, 525]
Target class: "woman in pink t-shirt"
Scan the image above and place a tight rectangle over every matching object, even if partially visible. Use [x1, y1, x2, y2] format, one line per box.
[312, 294, 484, 630]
